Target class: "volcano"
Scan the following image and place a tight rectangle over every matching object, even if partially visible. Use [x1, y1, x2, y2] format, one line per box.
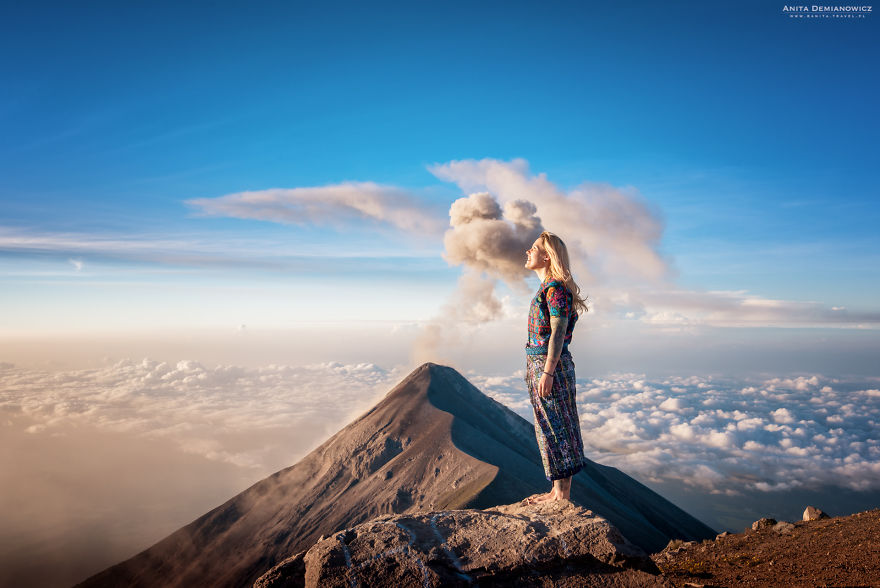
[77, 362, 714, 588]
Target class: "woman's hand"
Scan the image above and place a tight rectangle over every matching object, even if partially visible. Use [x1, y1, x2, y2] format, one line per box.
[538, 371, 554, 398]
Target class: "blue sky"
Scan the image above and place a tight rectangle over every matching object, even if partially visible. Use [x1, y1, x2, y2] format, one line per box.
[1, 0, 878, 368]
[2, 5, 880, 582]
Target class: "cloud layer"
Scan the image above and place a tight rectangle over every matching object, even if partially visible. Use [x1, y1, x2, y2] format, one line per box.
[469, 370, 880, 494]
[8, 360, 880, 494]
[0, 359, 407, 588]
[3, 357, 879, 571]
[0, 359, 403, 470]
[6, 358, 875, 496]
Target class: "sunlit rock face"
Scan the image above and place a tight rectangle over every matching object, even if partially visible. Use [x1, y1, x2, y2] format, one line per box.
[256, 500, 665, 588]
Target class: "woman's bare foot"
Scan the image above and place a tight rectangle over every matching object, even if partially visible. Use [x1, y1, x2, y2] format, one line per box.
[522, 492, 551, 505]
[522, 477, 572, 505]
[522, 489, 567, 505]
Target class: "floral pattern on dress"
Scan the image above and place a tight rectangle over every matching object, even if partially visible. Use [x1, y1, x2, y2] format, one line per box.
[527, 278, 578, 350]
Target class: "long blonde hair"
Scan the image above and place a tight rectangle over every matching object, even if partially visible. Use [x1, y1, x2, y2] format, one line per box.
[539, 231, 589, 315]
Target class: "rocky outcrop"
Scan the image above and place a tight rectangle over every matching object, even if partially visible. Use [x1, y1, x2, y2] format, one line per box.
[803, 505, 830, 521]
[750, 517, 777, 531]
[771, 521, 795, 535]
[255, 500, 669, 587]
[656, 509, 880, 587]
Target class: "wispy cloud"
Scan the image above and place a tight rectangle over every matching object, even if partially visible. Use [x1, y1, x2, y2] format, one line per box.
[186, 182, 446, 236]
[0, 226, 439, 272]
[611, 287, 880, 329]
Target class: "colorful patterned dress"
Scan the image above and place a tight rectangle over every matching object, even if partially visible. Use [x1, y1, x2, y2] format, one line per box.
[525, 277, 586, 481]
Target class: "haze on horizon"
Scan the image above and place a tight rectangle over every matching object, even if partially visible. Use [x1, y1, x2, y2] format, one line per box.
[1, 1, 879, 587]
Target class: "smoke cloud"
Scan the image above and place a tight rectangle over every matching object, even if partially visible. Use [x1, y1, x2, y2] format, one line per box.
[411, 270, 505, 365]
[412, 192, 544, 363]
[431, 158, 669, 286]
[444, 192, 543, 286]
[419, 158, 878, 347]
[415, 158, 670, 363]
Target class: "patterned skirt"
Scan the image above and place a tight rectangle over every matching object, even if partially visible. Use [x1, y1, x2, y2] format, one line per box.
[525, 353, 586, 481]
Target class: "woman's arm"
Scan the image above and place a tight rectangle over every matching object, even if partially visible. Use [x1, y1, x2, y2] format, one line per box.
[539, 315, 568, 398]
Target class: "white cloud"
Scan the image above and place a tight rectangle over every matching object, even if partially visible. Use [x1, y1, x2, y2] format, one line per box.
[659, 397, 682, 412]
[0, 225, 441, 274]
[465, 368, 880, 494]
[7, 160, 878, 333]
[670, 422, 696, 440]
[0, 359, 404, 470]
[629, 288, 880, 329]
[186, 182, 445, 236]
[4, 358, 880, 555]
[18, 353, 873, 502]
[771, 407, 796, 424]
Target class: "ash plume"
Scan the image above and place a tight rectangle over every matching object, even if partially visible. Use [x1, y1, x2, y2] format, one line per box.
[412, 192, 542, 364]
[443, 192, 543, 288]
[413, 159, 671, 364]
[431, 158, 669, 287]
[429, 160, 879, 331]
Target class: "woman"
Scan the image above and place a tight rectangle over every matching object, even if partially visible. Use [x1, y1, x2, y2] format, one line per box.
[523, 231, 589, 504]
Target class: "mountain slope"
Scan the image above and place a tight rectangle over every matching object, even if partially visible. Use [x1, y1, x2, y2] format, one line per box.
[77, 362, 714, 588]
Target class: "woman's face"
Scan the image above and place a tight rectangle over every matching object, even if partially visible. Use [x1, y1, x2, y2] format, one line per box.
[525, 238, 549, 270]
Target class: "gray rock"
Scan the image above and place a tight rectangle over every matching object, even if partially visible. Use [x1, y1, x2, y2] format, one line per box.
[254, 552, 305, 588]
[255, 500, 668, 587]
[803, 506, 830, 521]
[751, 517, 777, 531]
[772, 521, 795, 535]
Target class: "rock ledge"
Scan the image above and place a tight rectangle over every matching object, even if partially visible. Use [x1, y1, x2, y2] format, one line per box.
[255, 499, 668, 587]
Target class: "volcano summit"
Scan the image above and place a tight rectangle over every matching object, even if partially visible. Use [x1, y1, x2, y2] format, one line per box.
[77, 363, 714, 587]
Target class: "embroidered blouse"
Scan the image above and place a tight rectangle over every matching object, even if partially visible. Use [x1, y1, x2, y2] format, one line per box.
[526, 277, 577, 355]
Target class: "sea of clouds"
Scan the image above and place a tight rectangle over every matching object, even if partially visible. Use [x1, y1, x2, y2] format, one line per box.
[4, 358, 879, 498]
[0, 358, 414, 587]
[0, 359, 405, 473]
[3, 357, 880, 586]
[470, 370, 880, 496]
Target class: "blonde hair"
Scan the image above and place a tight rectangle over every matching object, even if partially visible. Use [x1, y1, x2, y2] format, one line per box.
[539, 231, 589, 315]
